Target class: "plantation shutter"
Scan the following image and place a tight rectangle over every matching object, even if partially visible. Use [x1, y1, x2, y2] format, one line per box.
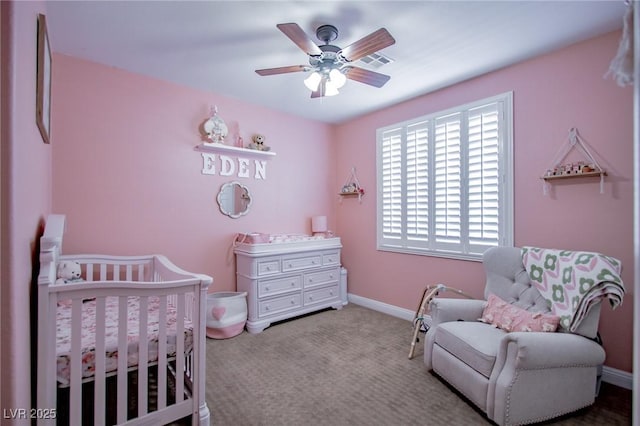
[467, 103, 501, 252]
[380, 128, 403, 244]
[406, 121, 429, 246]
[376, 92, 512, 260]
[433, 113, 462, 249]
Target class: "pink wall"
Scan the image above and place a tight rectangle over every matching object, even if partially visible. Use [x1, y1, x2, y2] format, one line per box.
[334, 31, 634, 372]
[51, 30, 633, 377]
[1, 0, 52, 418]
[52, 55, 336, 295]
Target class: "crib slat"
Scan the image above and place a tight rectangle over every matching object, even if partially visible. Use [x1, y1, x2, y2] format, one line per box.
[39, 296, 59, 426]
[100, 263, 107, 281]
[117, 296, 128, 424]
[176, 293, 185, 402]
[70, 299, 83, 423]
[126, 264, 133, 281]
[94, 297, 107, 426]
[86, 263, 94, 282]
[114, 264, 120, 281]
[158, 295, 168, 409]
[138, 297, 149, 417]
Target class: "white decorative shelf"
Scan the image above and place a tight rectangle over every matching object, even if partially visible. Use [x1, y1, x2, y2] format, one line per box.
[195, 142, 276, 157]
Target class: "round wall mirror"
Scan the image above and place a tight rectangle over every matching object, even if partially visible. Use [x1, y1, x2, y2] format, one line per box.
[217, 181, 251, 218]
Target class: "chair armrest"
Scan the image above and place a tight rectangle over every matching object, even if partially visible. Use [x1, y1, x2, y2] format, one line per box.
[497, 332, 605, 369]
[430, 298, 485, 327]
[488, 331, 605, 424]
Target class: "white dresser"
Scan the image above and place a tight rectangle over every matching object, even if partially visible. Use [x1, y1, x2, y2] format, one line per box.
[235, 237, 347, 333]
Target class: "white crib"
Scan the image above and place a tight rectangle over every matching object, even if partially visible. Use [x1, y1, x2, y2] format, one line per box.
[36, 215, 212, 425]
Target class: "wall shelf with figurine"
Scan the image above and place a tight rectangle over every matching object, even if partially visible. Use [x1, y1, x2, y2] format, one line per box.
[540, 127, 608, 194]
[195, 142, 276, 158]
[339, 167, 365, 202]
[197, 106, 276, 180]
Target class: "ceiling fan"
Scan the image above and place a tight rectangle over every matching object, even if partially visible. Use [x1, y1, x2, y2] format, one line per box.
[255, 23, 396, 98]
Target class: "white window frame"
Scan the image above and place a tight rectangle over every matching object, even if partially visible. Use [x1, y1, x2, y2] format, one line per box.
[376, 92, 514, 261]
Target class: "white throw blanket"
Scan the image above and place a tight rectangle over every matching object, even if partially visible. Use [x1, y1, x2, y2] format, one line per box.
[521, 247, 625, 332]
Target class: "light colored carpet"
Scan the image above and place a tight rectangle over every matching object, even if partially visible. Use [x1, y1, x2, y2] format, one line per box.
[204, 304, 631, 425]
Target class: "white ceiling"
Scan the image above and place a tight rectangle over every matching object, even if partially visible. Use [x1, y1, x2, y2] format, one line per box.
[45, 1, 627, 124]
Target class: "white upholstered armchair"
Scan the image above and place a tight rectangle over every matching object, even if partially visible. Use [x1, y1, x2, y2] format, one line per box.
[423, 246, 619, 426]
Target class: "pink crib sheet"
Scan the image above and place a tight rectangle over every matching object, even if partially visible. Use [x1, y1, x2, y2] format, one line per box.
[56, 296, 194, 387]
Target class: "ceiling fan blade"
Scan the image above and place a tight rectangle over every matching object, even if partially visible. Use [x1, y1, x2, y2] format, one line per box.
[255, 65, 308, 76]
[277, 23, 323, 56]
[343, 66, 391, 88]
[339, 28, 395, 62]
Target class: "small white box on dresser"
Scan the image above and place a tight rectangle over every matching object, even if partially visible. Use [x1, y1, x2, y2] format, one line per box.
[234, 237, 347, 333]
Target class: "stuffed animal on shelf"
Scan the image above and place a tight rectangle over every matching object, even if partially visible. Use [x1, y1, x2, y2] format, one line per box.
[248, 134, 271, 151]
[55, 260, 83, 284]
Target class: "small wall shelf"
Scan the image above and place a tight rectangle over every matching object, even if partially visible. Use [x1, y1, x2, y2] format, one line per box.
[541, 127, 608, 194]
[195, 142, 276, 157]
[339, 167, 364, 203]
[541, 171, 607, 181]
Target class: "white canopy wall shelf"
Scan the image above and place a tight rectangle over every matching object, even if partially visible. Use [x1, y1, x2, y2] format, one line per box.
[339, 166, 364, 202]
[540, 127, 607, 194]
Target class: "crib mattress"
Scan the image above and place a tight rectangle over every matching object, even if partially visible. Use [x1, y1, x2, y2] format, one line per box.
[56, 296, 194, 387]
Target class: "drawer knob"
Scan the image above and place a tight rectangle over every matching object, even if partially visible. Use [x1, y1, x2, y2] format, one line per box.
[290, 299, 295, 304]
[329, 274, 334, 279]
[288, 263, 293, 268]
[309, 278, 313, 282]
[312, 260, 316, 264]
[308, 296, 313, 301]
[328, 258, 333, 262]
[330, 290, 334, 295]
[291, 282, 295, 286]
[266, 266, 271, 271]
[265, 286, 270, 291]
[265, 305, 270, 311]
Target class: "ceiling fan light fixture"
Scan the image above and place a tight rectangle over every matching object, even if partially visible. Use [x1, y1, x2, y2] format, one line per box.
[304, 71, 322, 91]
[329, 68, 346, 89]
[324, 79, 340, 96]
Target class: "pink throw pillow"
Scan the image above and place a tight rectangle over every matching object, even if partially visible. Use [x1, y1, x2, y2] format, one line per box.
[480, 294, 560, 332]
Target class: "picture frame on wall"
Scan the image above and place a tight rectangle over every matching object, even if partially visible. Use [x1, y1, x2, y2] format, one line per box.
[36, 13, 52, 144]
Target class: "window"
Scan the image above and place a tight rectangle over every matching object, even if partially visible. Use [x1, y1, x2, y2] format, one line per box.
[376, 92, 513, 261]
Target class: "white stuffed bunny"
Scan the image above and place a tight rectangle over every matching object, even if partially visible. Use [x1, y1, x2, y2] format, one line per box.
[55, 260, 83, 284]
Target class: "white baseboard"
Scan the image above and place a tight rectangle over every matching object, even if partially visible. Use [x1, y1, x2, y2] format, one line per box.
[348, 293, 415, 322]
[602, 366, 633, 390]
[347, 293, 633, 390]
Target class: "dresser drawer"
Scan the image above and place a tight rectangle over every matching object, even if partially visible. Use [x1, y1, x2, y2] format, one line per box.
[304, 284, 339, 306]
[282, 254, 322, 272]
[258, 275, 302, 298]
[259, 293, 302, 317]
[304, 268, 339, 289]
[322, 251, 340, 267]
[257, 259, 280, 276]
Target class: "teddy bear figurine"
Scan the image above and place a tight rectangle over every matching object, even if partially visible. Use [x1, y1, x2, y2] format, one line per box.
[248, 134, 271, 151]
[55, 260, 84, 284]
